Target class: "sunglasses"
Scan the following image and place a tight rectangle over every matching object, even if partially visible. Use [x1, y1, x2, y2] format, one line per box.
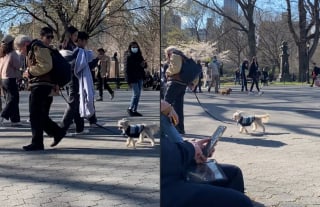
[45, 35, 54, 39]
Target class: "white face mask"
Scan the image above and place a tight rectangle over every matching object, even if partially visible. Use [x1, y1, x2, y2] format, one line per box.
[16, 50, 21, 56]
[131, 47, 138, 53]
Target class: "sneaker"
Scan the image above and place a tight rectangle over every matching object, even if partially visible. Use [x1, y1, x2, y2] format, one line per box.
[110, 92, 114, 100]
[50, 130, 66, 147]
[248, 91, 254, 95]
[127, 109, 134, 116]
[132, 111, 143, 116]
[258, 91, 264, 96]
[66, 129, 90, 137]
[23, 144, 44, 151]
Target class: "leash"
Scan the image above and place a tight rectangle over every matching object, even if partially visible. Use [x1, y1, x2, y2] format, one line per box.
[59, 88, 116, 134]
[193, 91, 234, 125]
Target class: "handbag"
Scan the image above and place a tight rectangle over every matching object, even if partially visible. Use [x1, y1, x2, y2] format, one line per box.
[186, 159, 227, 183]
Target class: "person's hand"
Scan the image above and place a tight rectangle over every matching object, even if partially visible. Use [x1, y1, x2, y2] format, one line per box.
[168, 107, 179, 126]
[191, 138, 211, 164]
[23, 70, 29, 78]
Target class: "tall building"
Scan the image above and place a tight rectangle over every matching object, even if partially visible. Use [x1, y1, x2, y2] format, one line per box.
[223, 0, 238, 17]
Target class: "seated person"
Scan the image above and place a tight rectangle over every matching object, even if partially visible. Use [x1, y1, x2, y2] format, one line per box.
[161, 100, 253, 207]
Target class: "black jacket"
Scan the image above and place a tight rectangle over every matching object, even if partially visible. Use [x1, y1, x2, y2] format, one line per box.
[124, 51, 146, 84]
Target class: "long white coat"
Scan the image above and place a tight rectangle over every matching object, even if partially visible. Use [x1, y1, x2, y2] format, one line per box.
[74, 48, 95, 118]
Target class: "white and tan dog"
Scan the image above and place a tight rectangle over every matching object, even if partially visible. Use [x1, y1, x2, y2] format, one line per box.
[117, 118, 159, 149]
[232, 111, 270, 134]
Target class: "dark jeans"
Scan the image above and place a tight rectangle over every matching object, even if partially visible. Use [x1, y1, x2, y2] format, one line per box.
[250, 76, 260, 92]
[1, 78, 20, 123]
[97, 73, 113, 98]
[61, 73, 84, 133]
[161, 164, 252, 207]
[164, 81, 186, 134]
[29, 85, 64, 146]
[241, 75, 248, 91]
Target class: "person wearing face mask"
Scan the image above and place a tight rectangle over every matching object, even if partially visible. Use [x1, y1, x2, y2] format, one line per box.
[124, 41, 147, 116]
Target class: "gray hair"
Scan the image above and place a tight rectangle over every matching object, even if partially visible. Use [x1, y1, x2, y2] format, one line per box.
[165, 46, 177, 54]
[14, 34, 32, 49]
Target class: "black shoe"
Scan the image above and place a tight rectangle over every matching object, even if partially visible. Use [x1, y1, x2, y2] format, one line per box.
[23, 144, 44, 151]
[127, 109, 134, 116]
[132, 111, 143, 116]
[50, 130, 66, 147]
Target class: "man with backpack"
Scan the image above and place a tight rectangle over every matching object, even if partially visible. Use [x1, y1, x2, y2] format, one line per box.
[16, 28, 66, 151]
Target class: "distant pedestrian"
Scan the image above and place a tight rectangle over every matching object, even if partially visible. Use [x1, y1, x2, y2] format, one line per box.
[0, 35, 21, 126]
[208, 56, 220, 93]
[248, 56, 263, 95]
[124, 41, 147, 117]
[96, 48, 114, 101]
[310, 63, 320, 87]
[240, 60, 249, 92]
[234, 69, 241, 85]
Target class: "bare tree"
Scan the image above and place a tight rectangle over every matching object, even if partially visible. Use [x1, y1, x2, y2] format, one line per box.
[192, 0, 258, 59]
[0, 0, 139, 39]
[285, 0, 320, 82]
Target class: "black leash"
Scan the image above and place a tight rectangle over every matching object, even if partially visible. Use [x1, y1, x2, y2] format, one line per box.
[59, 88, 116, 134]
[193, 91, 234, 125]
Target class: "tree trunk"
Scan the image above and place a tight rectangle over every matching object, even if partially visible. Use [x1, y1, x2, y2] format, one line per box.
[247, 22, 256, 59]
[298, 42, 307, 82]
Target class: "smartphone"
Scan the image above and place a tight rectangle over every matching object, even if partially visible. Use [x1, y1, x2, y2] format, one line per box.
[202, 126, 227, 157]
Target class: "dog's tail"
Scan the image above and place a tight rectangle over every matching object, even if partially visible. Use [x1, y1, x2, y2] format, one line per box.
[255, 114, 270, 123]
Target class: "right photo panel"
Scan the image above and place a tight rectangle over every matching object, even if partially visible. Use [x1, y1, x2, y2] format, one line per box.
[160, 0, 320, 207]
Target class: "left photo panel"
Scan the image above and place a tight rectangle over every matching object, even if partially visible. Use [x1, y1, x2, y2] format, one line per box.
[0, 0, 161, 206]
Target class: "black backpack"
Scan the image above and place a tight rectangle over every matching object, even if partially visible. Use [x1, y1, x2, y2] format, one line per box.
[29, 40, 71, 87]
[172, 51, 201, 84]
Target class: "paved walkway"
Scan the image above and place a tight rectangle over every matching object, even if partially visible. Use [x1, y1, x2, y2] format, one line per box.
[0, 90, 159, 207]
[183, 85, 320, 207]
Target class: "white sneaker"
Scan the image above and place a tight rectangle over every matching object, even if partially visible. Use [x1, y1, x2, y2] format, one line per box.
[66, 129, 90, 137]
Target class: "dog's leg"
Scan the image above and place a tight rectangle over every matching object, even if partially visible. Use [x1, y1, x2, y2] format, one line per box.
[137, 133, 144, 144]
[132, 138, 136, 149]
[244, 127, 249, 134]
[149, 136, 155, 147]
[126, 137, 131, 147]
[240, 127, 244, 133]
[252, 123, 257, 131]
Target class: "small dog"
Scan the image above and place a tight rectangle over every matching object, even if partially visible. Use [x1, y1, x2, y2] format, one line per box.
[117, 118, 159, 149]
[219, 88, 232, 95]
[232, 111, 270, 134]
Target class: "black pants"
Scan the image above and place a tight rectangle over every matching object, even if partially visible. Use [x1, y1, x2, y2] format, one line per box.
[164, 81, 187, 134]
[250, 76, 260, 92]
[161, 164, 252, 207]
[1, 78, 20, 123]
[61, 73, 84, 133]
[29, 85, 64, 146]
[97, 73, 113, 98]
[241, 75, 248, 91]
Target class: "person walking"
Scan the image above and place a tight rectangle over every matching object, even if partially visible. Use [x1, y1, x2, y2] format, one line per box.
[0, 35, 21, 126]
[16, 30, 66, 151]
[240, 60, 249, 92]
[208, 56, 220, 93]
[96, 48, 114, 101]
[310, 63, 319, 87]
[60, 31, 98, 136]
[248, 56, 263, 95]
[124, 41, 147, 117]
